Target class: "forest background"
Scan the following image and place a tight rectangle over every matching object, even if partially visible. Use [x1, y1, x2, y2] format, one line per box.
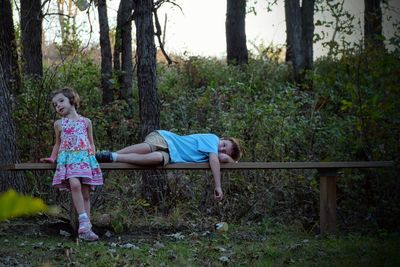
[0, 0, 399, 248]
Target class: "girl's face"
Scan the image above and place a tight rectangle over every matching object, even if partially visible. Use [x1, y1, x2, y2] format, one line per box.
[52, 93, 73, 116]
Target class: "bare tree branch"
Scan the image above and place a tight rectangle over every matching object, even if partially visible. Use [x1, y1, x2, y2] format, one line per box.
[153, 4, 175, 65]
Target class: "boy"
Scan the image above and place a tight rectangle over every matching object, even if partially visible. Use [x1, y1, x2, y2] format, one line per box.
[96, 130, 242, 200]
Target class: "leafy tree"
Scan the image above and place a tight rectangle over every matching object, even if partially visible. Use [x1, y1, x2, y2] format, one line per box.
[314, 0, 355, 57]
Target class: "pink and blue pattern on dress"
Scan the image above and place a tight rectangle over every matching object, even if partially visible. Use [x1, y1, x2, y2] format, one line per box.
[53, 117, 103, 190]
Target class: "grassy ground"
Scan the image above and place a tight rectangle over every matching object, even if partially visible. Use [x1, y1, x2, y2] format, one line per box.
[0, 217, 399, 266]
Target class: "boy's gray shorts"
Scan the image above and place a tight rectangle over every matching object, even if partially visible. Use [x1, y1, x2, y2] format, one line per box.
[144, 131, 170, 165]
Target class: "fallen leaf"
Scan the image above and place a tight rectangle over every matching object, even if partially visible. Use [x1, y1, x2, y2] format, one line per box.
[219, 256, 230, 263]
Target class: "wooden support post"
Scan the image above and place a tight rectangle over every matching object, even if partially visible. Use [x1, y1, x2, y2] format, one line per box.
[318, 169, 338, 235]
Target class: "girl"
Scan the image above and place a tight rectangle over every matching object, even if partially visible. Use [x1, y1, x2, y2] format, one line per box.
[41, 87, 103, 241]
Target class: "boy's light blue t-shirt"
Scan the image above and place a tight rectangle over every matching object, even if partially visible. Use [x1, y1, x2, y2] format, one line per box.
[157, 130, 219, 163]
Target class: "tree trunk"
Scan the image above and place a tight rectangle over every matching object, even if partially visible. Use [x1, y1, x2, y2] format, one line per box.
[57, 1, 65, 44]
[133, 0, 165, 208]
[97, 0, 114, 105]
[226, 0, 248, 66]
[364, 0, 384, 50]
[285, 0, 304, 83]
[133, 0, 160, 139]
[20, 0, 43, 78]
[0, 0, 27, 193]
[285, 0, 314, 85]
[114, 0, 133, 103]
[0, 0, 20, 95]
[302, 0, 314, 70]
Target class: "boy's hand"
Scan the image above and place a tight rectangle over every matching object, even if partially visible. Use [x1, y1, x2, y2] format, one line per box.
[214, 187, 223, 201]
[40, 157, 55, 163]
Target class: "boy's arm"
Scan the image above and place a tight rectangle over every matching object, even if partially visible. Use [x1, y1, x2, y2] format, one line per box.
[209, 152, 223, 201]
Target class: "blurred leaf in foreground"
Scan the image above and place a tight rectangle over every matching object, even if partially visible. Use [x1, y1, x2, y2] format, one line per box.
[0, 189, 49, 221]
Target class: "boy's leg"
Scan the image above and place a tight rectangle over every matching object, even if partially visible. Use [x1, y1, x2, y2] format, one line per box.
[116, 143, 152, 154]
[96, 132, 168, 163]
[115, 151, 164, 165]
[96, 143, 152, 162]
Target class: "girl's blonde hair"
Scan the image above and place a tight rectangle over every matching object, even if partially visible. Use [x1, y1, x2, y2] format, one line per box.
[51, 87, 80, 108]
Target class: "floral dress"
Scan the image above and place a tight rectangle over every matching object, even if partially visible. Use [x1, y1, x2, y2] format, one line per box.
[52, 117, 103, 190]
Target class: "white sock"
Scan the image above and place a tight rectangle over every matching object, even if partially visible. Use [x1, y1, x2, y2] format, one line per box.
[112, 152, 118, 162]
[78, 212, 91, 231]
[79, 212, 89, 221]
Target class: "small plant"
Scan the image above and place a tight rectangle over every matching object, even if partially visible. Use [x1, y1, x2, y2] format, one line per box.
[0, 189, 49, 221]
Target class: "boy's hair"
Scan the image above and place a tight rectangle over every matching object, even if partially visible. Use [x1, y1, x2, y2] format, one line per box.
[51, 87, 80, 108]
[225, 137, 243, 162]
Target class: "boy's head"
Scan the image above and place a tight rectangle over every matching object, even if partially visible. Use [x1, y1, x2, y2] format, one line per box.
[51, 87, 80, 108]
[219, 137, 243, 162]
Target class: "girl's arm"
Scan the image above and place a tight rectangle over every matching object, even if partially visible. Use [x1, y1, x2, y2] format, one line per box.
[209, 153, 223, 201]
[86, 118, 96, 154]
[41, 121, 61, 163]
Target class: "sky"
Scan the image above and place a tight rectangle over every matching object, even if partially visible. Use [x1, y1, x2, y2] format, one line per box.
[155, 0, 287, 57]
[41, 0, 400, 59]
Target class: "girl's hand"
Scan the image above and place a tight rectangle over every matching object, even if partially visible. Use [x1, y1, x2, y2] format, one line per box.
[40, 157, 55, 163]
[214, 187, 223, 201]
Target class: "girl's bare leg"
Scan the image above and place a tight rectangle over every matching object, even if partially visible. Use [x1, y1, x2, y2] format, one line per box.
[69, 178, 85, 214]
[71, 179, 98, 241]
[81, 185, 91, 218]
[115, 151, 163, 165]
[116, 143, 152, 154]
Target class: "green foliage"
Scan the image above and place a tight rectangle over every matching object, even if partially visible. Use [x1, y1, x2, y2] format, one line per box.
[13, 44, 399, 232]
[0, 189, 48, 221]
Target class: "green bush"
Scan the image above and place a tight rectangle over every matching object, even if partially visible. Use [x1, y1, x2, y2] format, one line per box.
[13, 48, 399, 232]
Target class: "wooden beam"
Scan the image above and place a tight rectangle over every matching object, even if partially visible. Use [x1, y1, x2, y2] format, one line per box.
[319, 169, 338, 235]
[0, 161, 394, 171]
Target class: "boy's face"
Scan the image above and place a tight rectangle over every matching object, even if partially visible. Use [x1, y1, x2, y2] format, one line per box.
[218, 139, 233, 156]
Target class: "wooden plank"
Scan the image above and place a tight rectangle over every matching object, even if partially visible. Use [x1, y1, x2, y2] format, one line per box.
[0, 161, 394, 171]
[319, 170, 338, 235]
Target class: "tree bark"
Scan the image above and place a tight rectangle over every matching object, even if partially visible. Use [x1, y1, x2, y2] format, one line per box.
[284, 0, 314, 85]
[114, 0, 133, 103]
[0, 0, 20, 95]
[0, 0, 27, 193]
[302, 0, 314, 70]
[285, 0, 304, 82]
[133, 0, 165, 207]
[97, 0, 114, 105]
[20, 0, 43, 78]
[133, 0, 160, 139]
[364, 0, 384, 50]
[226, 0, 248, 66]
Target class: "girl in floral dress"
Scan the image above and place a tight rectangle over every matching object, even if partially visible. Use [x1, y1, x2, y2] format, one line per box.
[41, 87, 103, 241]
